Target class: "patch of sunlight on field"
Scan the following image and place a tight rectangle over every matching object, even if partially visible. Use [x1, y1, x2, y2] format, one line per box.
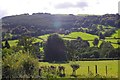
[105, 39, 118, 48]
[38, 33, 64, 40]
[111, 29, 120, 38]
[65, 32, 99, 40]
[63, 38, 75, 40]
[38, 34, 50, 40]
[34, 38, 43, 43]
[88, 41, 102, 47]
[2, 38, 43, 46]
[40, 47, 44, 52]
[39, 60, 118, 78]
[111, 44, 118, 48]
[2, 40, 18, 46]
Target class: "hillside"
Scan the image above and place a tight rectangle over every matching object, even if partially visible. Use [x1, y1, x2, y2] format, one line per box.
[2, 13, 119, 38]
[2, 13, 120, 48]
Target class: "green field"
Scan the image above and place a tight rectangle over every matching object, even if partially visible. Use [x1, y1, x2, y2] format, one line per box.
[2, 30, 119, 48]
[39, 60, 118, 78]
[64, 32, 99, 40]
[2, 40, 18, 47]
[63, 32, 118, 48]
[111, 29, 120, 38]
[38, 34, 50, 41]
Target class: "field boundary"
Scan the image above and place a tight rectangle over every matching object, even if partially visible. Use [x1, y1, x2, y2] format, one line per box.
[78, 58, 120, 61]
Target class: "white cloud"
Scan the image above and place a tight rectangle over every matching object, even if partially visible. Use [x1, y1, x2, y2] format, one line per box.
[0, 0, 119, 18]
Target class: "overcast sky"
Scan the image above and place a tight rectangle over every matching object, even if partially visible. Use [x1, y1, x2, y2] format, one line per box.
[0, 0, 119, 18]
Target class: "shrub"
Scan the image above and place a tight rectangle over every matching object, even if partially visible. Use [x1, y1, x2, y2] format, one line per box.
[70, 62, 80, 77]
[2, 52, 39, 78]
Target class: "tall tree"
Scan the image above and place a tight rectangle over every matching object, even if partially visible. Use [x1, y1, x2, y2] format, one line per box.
[44, 34, 67, 62]
[99, 32, 105, 39]
[93, 38, 99, 47]
[5, 40, 10, 49]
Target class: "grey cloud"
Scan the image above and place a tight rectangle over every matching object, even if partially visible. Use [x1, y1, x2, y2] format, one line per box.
[55, 1, 88, 9]
[76, 2, 88, 8]
[55, 2, 74, 9]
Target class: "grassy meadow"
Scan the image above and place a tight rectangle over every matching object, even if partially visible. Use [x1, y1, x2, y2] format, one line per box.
[39, 60, 118, 78]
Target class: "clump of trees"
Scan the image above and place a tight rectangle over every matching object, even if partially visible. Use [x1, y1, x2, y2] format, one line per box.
[99, 41, 114, 58]
[2, 36, 41, 78]
[65, 37, 90, 61]
[43, 34, 119, 61]
[44, 34, 67, 62]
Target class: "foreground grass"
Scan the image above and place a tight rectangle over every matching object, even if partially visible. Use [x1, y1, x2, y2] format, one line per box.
[39, 60, 118, 78]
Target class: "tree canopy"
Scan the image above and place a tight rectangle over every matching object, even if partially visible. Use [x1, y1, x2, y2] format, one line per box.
[44, 34, 67, 62]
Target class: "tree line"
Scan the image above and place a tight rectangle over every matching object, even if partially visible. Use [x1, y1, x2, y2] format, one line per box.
[2, 34, 120, 62]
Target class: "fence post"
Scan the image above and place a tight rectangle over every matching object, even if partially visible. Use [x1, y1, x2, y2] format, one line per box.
[88, 66, 90, 75]
[95, 65, 97, 75]
[106, 66, 107, 76]
[39, 68, 41, 77]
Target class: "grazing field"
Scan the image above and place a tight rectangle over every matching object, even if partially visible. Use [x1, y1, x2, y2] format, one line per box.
[39, 60, 118, 78]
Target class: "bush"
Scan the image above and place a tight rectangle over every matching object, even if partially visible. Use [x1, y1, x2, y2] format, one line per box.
[70, 62, 80, 77]
[2, 52, 39, 78]
[2, 48, 15, 58]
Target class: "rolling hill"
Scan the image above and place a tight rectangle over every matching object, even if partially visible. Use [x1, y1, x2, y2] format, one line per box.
[3, 31, 119, 48]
